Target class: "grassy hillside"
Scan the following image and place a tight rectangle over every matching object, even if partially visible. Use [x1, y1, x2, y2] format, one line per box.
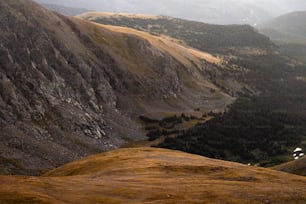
[78, 12, 273, 54]
[0, 147, 306, 203]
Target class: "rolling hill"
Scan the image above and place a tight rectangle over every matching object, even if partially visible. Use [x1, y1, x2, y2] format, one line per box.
[0, 147, 306, 203]
[273, 157, 306, 176]
[0, 0, 235, 175]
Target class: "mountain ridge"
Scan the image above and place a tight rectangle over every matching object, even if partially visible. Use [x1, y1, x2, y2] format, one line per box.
[34, 0, 306, 25]
[78, 12, 274, 55]
[0, 0, 234, 175]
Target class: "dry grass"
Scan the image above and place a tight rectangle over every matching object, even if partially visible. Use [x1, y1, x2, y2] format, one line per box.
[114, 24, 219, 64]
[78, 12, 222, 65]
[86, 21, 221, 66]
[0, 147, 306, 203]
[273, 157, 306, 176]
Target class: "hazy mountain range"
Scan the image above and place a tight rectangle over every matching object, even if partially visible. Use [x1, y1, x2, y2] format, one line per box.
[259, 11, 306, 44]
[34, 0, 306, 25]
[259, 11, 306, 62]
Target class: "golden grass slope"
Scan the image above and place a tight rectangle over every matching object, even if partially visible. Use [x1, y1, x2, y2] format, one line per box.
[101, 24, 220, 64]
[0, 147, 306, 204]
[78, 14, 221, 65]
[273, 157, 306, 176]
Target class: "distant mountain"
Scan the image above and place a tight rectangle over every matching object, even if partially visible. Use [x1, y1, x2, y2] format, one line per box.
[258, 11, 306, 62]
[41, 3, 91, 16]
[1, 147, 306, 203]
[34, 0, 272, 25]
[34, 0, 306, 25]
[259, 11, 306, 44]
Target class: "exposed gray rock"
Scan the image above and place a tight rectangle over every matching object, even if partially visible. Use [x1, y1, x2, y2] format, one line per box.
[0, 0, 233, 175]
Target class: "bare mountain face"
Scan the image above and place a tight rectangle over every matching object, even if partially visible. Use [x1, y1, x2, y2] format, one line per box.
[0, 0, 236, 175]
[34, 0, 306, 25]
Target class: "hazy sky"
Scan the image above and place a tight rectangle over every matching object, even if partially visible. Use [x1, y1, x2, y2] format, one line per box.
[35, 0, 306, 24]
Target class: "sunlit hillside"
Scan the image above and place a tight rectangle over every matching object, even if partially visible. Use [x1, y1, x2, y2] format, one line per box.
[1, 148, 306, 203]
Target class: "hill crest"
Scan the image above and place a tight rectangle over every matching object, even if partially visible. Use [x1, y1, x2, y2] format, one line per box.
[1, 147, 306, 203]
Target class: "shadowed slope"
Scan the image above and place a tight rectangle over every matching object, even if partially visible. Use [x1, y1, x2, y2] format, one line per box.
[273, 157, 306, 176]
[0, 147, 306, 203]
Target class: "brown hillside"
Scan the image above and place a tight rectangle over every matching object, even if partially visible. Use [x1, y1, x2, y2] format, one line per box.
[0, 147, 305, 204]
[273, 157, 306, 176]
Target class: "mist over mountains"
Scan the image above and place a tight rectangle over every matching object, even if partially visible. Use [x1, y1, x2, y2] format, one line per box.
[34, 0, 306, 25]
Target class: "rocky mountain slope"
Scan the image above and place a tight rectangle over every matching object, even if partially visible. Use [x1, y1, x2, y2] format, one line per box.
[0, 147, 306, 203]
[0, 0, 235, 175]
